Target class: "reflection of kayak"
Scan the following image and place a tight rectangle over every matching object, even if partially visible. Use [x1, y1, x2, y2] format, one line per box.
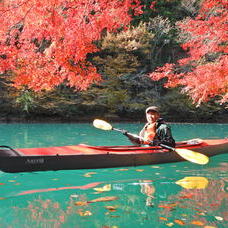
[0, 139, 227, 173]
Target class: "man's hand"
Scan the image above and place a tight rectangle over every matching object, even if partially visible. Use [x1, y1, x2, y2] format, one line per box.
[143, 140, 154, 146]
[122, 132, 141, 145]
[121, 130, 128, 136]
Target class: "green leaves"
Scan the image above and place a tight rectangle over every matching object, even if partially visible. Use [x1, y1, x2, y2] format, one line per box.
[16, 90, 36, 113]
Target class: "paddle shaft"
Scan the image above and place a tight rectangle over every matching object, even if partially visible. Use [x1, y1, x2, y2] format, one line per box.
[112, 127, 124, 133]
[112, 127, 174, 150]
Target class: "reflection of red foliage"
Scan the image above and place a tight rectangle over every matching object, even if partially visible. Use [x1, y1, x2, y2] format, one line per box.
[0, 0, 144, 91]
[14, 197, 79, 226]
[176, 179, 228, 223]
[158, 178, 228, 227]
[179, 193, 195, 199]
[149, 0, 228, 105]
[18, 182, 102, 195]
[178, 180, 227, 210]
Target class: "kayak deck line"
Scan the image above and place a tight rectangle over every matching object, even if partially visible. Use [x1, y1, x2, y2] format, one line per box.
[16, 139, 227, 156]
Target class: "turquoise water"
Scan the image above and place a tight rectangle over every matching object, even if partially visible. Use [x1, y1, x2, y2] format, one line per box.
[0, 123, 227, 228]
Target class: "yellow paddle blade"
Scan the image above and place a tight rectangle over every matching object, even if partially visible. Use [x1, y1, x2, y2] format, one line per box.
[176, 176, 209, 189]
[93, 119, 113, 131]
[175, 148, 209, 165]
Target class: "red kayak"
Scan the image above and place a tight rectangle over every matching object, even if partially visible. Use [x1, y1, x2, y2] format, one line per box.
[0, 138, 227, 173]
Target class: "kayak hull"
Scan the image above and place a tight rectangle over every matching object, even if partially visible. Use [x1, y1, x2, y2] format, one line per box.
[0, 139, 227, 173]
[0, 151, 183, 173]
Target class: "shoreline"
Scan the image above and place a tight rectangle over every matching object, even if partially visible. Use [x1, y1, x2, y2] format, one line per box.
[0, 116, 228, 124]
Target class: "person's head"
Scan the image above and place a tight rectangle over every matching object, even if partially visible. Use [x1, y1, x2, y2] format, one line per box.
[145, 106, 160, 123]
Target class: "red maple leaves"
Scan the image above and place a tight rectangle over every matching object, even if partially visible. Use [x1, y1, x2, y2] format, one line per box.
[149, 0, 228, 105]
[1, 0, 226, 105]
[0, 0, 143, 91]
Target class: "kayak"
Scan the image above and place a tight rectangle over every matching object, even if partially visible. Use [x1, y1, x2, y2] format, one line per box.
[0, 138, 227, 173]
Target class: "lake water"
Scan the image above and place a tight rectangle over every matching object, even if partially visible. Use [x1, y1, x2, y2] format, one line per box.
[0, 123, 227, 228]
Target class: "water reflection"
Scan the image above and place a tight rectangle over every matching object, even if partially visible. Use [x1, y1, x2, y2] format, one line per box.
[158, 178, 228, 227]
[176, 176, 209, 189]
[9, 169, 227, 228]
[139, 180, 155, 207]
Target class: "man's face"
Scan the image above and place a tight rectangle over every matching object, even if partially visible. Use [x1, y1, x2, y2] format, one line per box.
[146, 111, 159, 123]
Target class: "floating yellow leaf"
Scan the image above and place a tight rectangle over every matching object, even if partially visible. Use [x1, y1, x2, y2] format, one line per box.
[74, 201, 88, 206]
[88, 196, 119, 203]
[105, 206, 118, 212]
[176, 176, 209, 189]
[70, 194, 79, 198]
[191, 220, 204, 226]
[166, 222, 174, 227]
[78, 210, 92, 216]
[83, 172, 97, 177]
[214, 216, 223, 221]
[174, 219, 185, 225]
[115, 169, 128, 171]
[135, 169, 144, 172]
[94, 184, 111, 192]
[94, 191, 102, 195]
[103, 226, 119, 228]
[204, 226, 216, 228]
[159, 217, 168, 221]
[196, 212, 206, 216]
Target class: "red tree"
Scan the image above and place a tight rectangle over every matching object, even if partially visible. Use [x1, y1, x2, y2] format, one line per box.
[149, 0, 228, 105]
[0, 0, 143, 91]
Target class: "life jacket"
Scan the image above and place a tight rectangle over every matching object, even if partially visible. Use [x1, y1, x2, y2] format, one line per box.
[139, 118, 176, 147]
[143, 123, 156, 142]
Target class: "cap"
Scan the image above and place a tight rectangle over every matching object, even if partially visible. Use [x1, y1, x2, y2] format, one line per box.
[145, 106, 159, 113]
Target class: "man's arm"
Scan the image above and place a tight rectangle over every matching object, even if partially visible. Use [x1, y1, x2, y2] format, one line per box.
[122, 130, 142, 145]
[155, 125, 175, 147]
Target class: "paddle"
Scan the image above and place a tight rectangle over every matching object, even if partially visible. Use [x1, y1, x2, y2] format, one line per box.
[93, 119, 209, 165]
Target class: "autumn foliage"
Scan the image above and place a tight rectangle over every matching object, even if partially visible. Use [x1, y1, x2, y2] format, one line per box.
[0, 0, 144, 91]
[1, 0, 227, 107]
[149, 0, 228, 105]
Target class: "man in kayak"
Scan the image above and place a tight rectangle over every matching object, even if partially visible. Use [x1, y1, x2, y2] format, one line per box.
[123, 106, 176, 147]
